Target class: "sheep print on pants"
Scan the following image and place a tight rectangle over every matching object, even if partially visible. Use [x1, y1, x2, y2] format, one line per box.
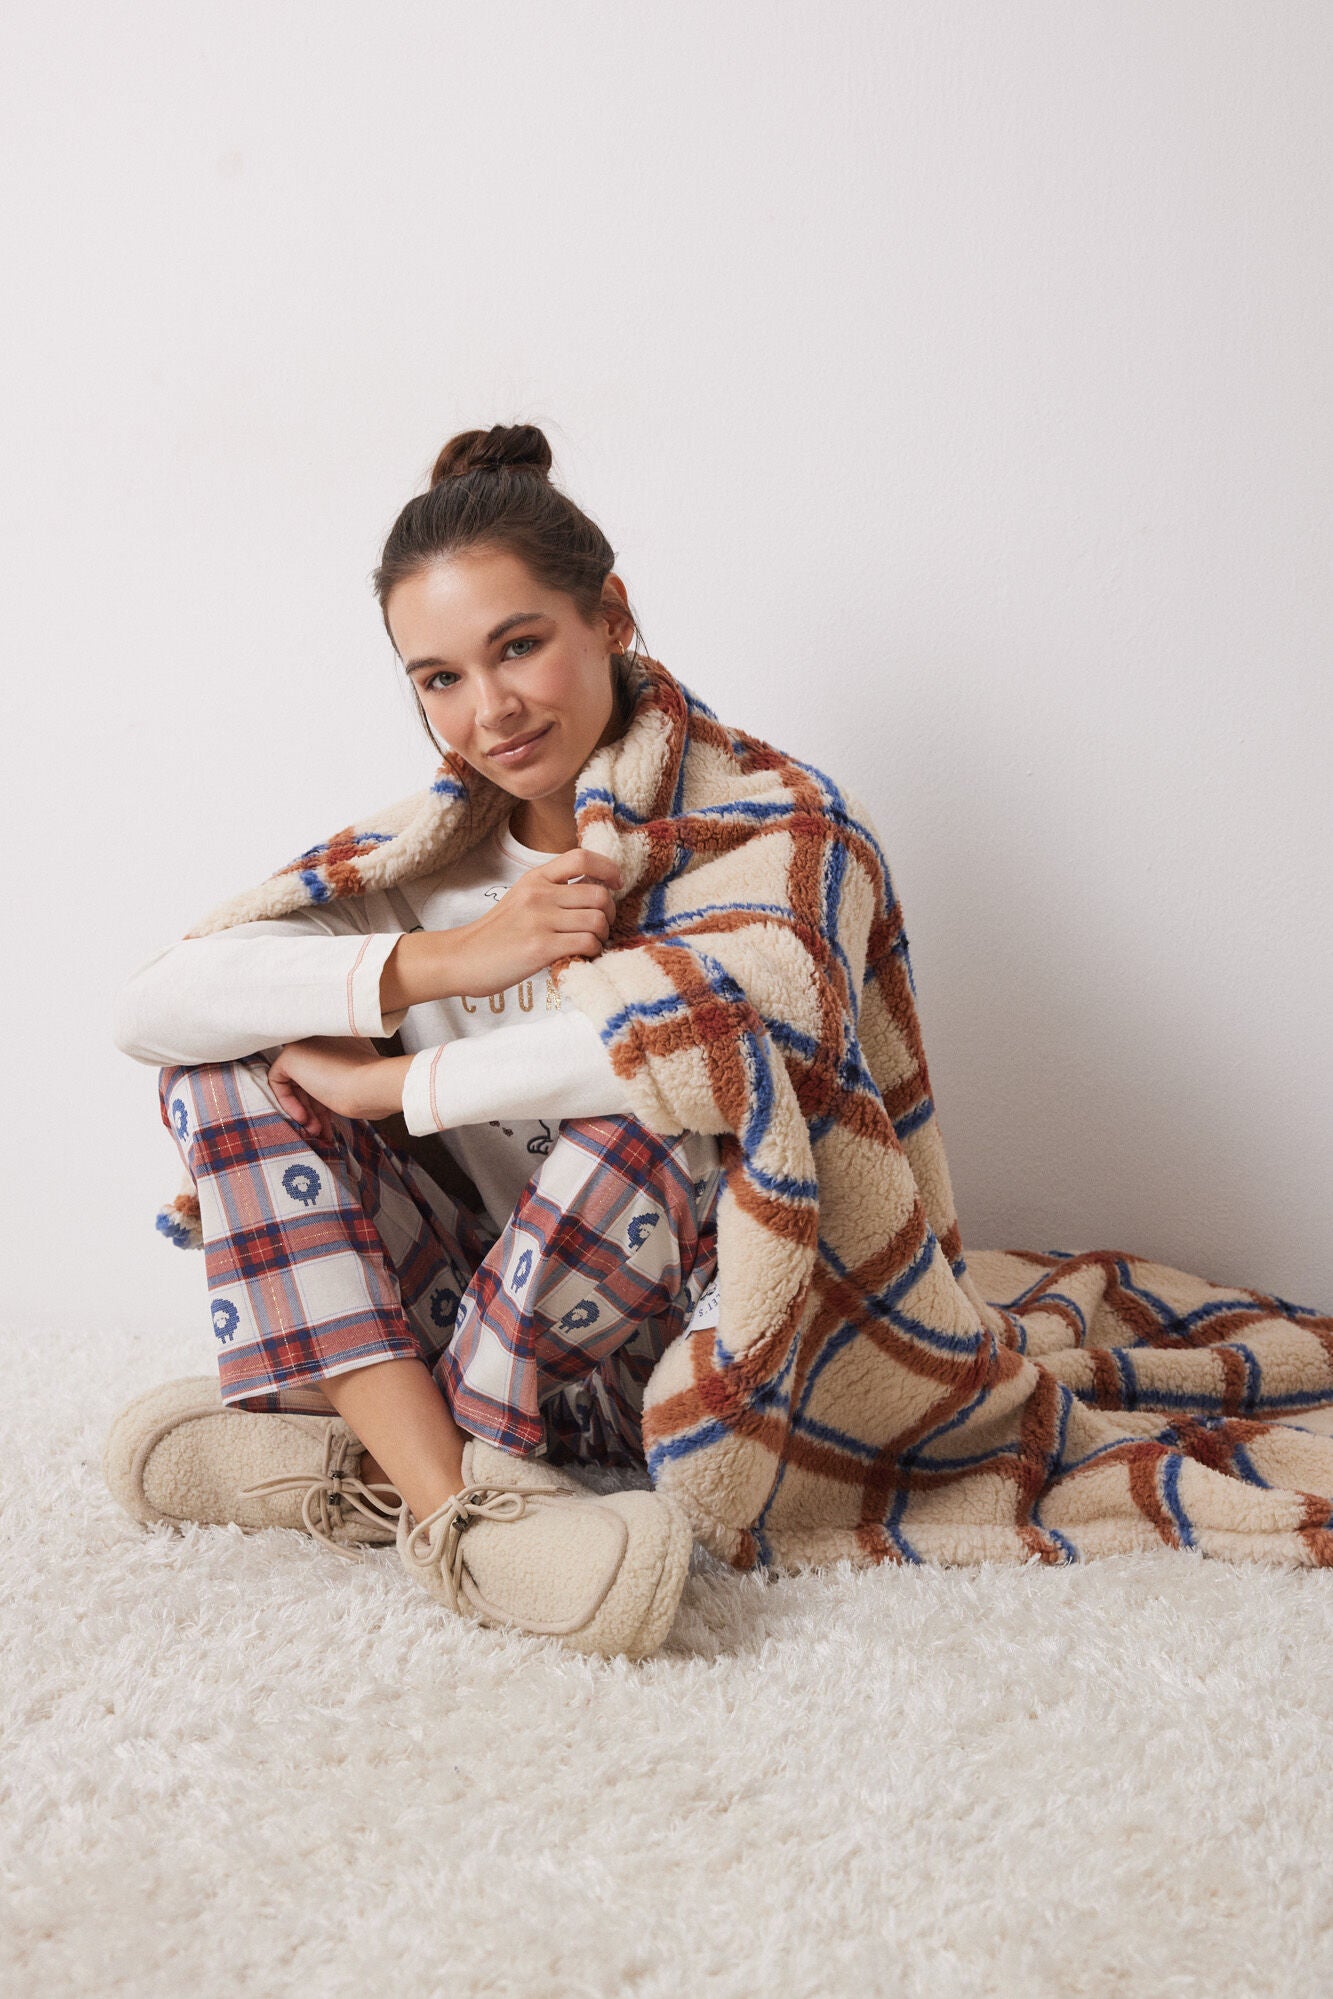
[160, 1056, 723, 1467]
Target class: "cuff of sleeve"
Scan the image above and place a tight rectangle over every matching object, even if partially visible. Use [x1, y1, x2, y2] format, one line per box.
[401, 1010, 634, 1136]
[345, 931, 403, 1038]
[402, 1043, 450, 1135]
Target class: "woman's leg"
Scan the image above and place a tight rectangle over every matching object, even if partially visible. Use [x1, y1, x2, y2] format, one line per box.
[310, 1118, 722, 1505]
[160, 1056, 487, 1520]
[436, 1115, 722, 1467]
[320, 1358, 466, 1520]
[142, 1065, 701, 1655]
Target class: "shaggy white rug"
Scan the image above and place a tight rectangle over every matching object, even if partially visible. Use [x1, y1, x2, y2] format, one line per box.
[6, 1323, 1333, 1999]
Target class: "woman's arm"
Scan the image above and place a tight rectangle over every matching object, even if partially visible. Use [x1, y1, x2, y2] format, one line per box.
[113, 845, 623, 1065]
[265, 1010, 635, 1147]
[111, 915, 403, 1066]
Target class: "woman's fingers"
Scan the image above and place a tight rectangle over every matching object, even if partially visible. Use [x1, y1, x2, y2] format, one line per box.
[554, 884, 616, 917]
[539, 847, 622, 889]
[550, 905, 611, 940]
[270, 1069, 331, 1143]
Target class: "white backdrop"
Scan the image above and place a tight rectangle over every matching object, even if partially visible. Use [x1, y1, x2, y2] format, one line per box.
[3, 1, 1329, 1354]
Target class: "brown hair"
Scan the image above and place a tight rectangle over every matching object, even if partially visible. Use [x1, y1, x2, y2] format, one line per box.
[371, 423, 644, 757]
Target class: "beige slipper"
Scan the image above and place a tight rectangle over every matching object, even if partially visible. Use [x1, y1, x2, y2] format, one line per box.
[103, 1376, 401, 1553]
[397, 1434, 693, 1660]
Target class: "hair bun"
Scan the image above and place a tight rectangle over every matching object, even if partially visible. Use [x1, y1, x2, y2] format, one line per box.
[430, 424, 553, 486]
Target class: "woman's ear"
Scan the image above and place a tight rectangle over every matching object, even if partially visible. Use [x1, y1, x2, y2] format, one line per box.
[601, 573, 634, 649]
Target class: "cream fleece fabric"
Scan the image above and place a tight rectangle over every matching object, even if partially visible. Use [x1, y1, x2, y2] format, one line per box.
[102, 1375, 397, 1545]
[156, 654, 1333, 1576]
[398, 1434, 692, 1660]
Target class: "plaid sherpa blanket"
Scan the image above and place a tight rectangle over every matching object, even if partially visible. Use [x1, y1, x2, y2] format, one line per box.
[162, 654, 1333, 1572]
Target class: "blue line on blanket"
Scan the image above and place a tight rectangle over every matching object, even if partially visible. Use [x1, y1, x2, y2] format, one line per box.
[1120, 1271, 1288, 1341]
[1049, 1381, 1075, 1476]
[1159, 1454, 1195, 1544]
[681, 683, 721, 724]
[1007, 1263, 1072, 1308]
[1031, 1439, 1087, 1559]
[638, 899, 796, 932]
[646, 841, 693, 930]
[781, 761, 893, 876]
[601, 991, 688, 1038]
[819, 1233, 987, 1358]
[1037, 1525, 1080, 1562]
[1112, 1348, 1140, 1407]
[300, 870, 332, 902]
[987, 1305, 1026, 1351]
[1237, 1344, 1263, 1409]
[739, 1161, 820, 1204]
[874, 1371, 1025, 1478]
[900, 1374, 1034, 1474]
[883, 1485, 922, 1562]
[893, 1096, 937, 1140]
[784, 1413, 882, 1462]
[294, 830, 394, 860]
[682, 799, 795, 824]
[645, 1417, 735, 1473]
[785, 1238, 940, 1435]
[574, 784, 648, 823]
[820, 835, 855, 1015]
[1049, 1406, 1280, 1480]
[1068, 1376, 1326, 1420]
[1231, 1441, 1270, 1488]
[1257, 1388, 1333, 1413]
[670, 740, 688, 819]
[739, 1024, 776, 1154]
[1018, 1286, 1090, 1337]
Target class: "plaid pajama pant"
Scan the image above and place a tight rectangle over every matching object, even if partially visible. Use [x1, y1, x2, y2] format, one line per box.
[159, 1056, 722, 1466]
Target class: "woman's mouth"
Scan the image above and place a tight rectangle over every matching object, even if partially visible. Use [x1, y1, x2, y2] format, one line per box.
[487, 722, 553, 769]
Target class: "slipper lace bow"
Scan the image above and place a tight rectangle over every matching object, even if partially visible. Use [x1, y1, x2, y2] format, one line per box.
[401, 1483, 629, 1634]
[237, 1469, 404, 1558]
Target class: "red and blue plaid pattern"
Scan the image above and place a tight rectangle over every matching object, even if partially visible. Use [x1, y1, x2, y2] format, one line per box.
[160, 1058, 719, 1464]
[438, 1115, 719, 1457]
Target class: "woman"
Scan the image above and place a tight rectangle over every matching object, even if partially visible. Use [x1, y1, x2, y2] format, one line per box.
[109, 424, 1333, 1662]
[109, 423, 724, 1660]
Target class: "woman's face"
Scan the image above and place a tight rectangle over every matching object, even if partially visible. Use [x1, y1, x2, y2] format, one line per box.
[386, 547, 633, 801]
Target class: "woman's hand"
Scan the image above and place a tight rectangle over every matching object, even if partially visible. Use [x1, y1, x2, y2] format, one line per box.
[267, 1037, 413, 1142]
[380, 847, 623, 1013]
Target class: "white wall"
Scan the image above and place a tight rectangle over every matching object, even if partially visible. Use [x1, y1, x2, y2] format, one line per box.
[4, 0, 1330, 1356]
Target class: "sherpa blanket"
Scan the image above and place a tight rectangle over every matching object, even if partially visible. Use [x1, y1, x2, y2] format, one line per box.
[161, 655, 1333, 1572]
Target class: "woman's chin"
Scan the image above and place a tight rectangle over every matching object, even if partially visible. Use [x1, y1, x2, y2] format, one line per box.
[489, 751, 590, 800]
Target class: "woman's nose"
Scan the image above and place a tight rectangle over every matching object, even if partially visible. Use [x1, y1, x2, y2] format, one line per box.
[475, 687, 523, 732]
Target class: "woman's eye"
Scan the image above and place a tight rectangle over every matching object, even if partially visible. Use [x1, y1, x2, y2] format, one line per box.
[422, 638, 535, 691]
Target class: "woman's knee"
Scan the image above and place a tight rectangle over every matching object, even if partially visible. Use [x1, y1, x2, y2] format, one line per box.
[158, 1055, 296, 1155]
[550, 1115, 720, 1192]
[517, 1115, 722, 1277]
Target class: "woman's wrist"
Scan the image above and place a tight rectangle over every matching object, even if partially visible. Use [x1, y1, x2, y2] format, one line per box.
[379, 927, 474, 1014]
[348, 1052, 414, 1120]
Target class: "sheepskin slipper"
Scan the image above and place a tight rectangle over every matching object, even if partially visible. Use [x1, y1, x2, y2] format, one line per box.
[102, 1375, 400, 1548]
[397, 1434, 693, 1660]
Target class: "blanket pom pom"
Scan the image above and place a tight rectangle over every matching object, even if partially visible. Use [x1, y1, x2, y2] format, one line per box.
[155, 1192, 203, 1251]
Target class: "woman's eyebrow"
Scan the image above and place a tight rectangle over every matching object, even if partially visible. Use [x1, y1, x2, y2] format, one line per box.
[404, 611, 546, 674]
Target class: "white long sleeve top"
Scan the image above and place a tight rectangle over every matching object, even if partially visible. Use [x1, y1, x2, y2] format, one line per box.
[113, 817, 634, 1230]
